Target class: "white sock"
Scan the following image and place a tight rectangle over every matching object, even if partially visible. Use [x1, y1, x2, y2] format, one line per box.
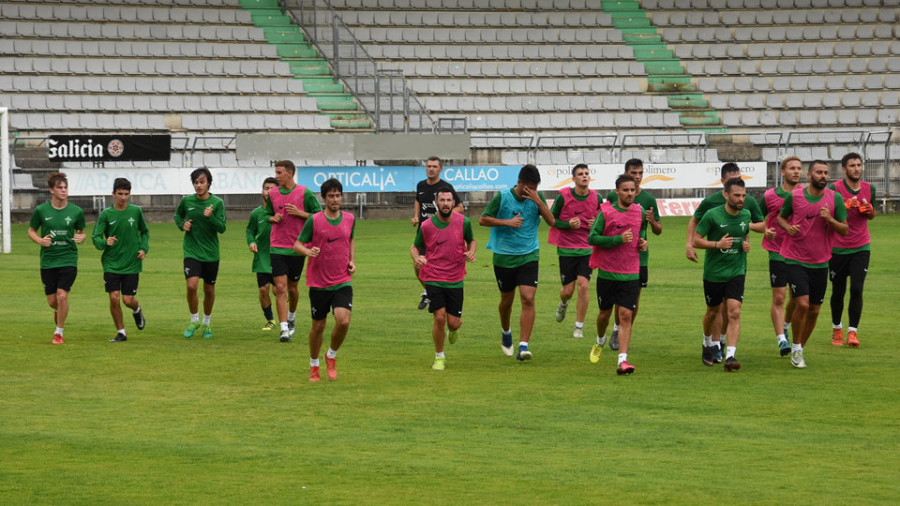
[435, 352, 445, 358]
[518, 341, 528, 348]
[118, 328, 126, 336]
[776, 333, 787, 343]
[726, 346, 736, 359]
[202, 314, 211, 325]
[502, 328, 511, 335]
[287, 311, 296, 322]
[719, 333, 727, 341]
[792, 343, 802, 352]
[326, 348, 337, 359]
[191, 313, 200, 323]
[785, 322, 791, 330]
[848, 326, 857, 333]
[833, 323, 843, 329]
[55, 327, 64, 336]
[703, 334, 713, 347]
[280, 321, 289, 332]
[575, 321, 584, 329]
[618, 353, 627, 365]
[614, 323, 620, 331]
[597, 335, 606, 345]
[560, 300, 568, 307]
[310, 358, 319, 367]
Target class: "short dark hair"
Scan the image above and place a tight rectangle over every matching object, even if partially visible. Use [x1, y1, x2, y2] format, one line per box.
[190, 167, 212, 185]
[47, 172, 67, 189]
[841, 152, 862, 167]
[624, 158, 643, 171]
[615, 173, 636, 189]
[571, 163, 588, 176]
[720, 162, 741, 179]
[113, 177, 131, 192]
[434, 184, 454, 198]
[275, 160, 296, 174]
[320, 177, 342, 196]
[810, 160, 829, 171]
[518, 164, 541, 185]
[426, 156, 442, 167]
[262, 177, 278, 188]
[724, 177, 746, 193]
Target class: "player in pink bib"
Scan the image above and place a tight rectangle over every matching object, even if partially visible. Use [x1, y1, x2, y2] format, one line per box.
[293, 178, 355, 382]
[411, 185, 477, 371]
[777, 160, 848, 369]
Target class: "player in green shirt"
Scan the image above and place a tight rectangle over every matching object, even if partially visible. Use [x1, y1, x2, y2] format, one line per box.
[693, 178, 752, 371]
[604, 159, 663, 350]
[174, 167, 226, 339]
[27, 172, 86, 344]
[247, 177, 279, 331]
[92, 178, 149, 342]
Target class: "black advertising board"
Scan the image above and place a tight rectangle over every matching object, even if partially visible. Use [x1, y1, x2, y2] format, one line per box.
[47, 135, 171, 162]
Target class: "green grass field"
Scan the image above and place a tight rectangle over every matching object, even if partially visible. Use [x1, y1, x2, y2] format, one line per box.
[1, 214, 899, 504]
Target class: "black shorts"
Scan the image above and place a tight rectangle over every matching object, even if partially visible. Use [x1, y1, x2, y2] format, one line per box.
[309, 285, 353, 321]
[703, 275, 745, 307]
[41, 266, 77, 295]
[596, 277, 641, 311]
[271, 253, 304, 281]
[558, 255, 592, 286]
[829, 250, 870, 283]
[184, 258, 219, 284]
[787, 264, 828, 305]
[425, 284, 464, 318]
[639, 265, 648, 288]
[493, 261, 539, 293]
[104, 272, 139, 295]
[769, 259, 790, 288]
[256, 272, 273, 288]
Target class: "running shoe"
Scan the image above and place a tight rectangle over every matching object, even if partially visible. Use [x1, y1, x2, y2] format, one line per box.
[832, 327, 844, 346]
[309, 366, 321, 382]
[52, 333, 64, 345]
[609, 327, 620, 350]
[724, 356, 741, 371]
[448, 328, 459, 344]
[418, 292, 429, 310]
[791, 349, 806, 369]
[201, 324, 213, 339]
[262, 320, 277, 331]
[326, 357, 337, 380]
[589, 344, 603, 364]
[280, 329, 292, 343]
[183, 321, 201, 338]
[616, 361, 635, 375]
[555, 301, 568, 322]
[109, 333, 127, 343]
[778, 339, 791, 357]
[712, 344, 724, 364]
[516, 344, 532, 361]
[287, 319, 295, 336]
[572, 327, 584, 339]
[432, 356, 446, 371]
[133, 309, 145, 330]
[501, 331, 514, 357]
[847, 330, 860, 348]
[702, 345, 714, 366]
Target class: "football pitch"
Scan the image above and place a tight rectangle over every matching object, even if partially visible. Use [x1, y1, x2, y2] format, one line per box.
[1, 215, 898, 504]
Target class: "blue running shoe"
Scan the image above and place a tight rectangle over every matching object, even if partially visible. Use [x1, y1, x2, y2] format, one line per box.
[516, 344, 532, 361]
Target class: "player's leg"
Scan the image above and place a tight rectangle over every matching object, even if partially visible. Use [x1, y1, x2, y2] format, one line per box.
[574, 272, 590, 335]
[556, 256, 575, 322]
[613, 280, 640, 375]
[307, 317, 327, 381]
[109, 290, 124, 331]
[515, 261, 539, 360]
[846, 251, 869, 347]
[186, 276, 199, 313]
[415, 257, 429, 310]
[494, 265, 517, 356]
[258, 273, 276, 329]
[829, 253, 849, 344]
[432, 307, 447, 354]
[121, 274, 143, 332]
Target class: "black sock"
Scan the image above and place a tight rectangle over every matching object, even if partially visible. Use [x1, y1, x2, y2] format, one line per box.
[262, 305, 273, 321]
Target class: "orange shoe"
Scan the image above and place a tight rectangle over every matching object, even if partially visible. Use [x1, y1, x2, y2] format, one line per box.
[831, 328, 844, 346]
[52, 333, 64, 345]
[309, 366, 321, 382]
[847, 330, 860, 348]
[325, 357, 337, 380]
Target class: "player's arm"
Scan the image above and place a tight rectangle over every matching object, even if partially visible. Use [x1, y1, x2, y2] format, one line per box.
[829, 193, 850, 236]
[412, 199, 421, 227]
[292, 188, 322, 220]
[777, 194, 800, 235]
[549, 194, 572, 229]
[685, 216, 700, 262]
[748, 198, 765, 233]
[91, 212, 108, 250]
[463, 217, 476, 262]
[478, 192, 508, 227]
[411, 227, 426, 267]
[858, 184, 876, 219]
[292, 217, 315, 256]
[646, 197, 662, 235]
[534, 190, 555, 226]
[27, 226, 51, 247]
[138, 210, 149, 257]
[347, 237, 356, 274]
[587, 212, 620, 247]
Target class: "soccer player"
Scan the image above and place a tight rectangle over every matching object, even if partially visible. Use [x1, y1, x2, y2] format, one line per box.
[685, 162, 765, 362]
[267, 160, 322, 343]
[411, 156, 463, 310]
[27, 172, 86, 344]
[605, 158, 662, 350]
[479, 164, 555, 361]
[292, 178, 356, 382]
[587, 174, 646, 375]
[693, 178, 752, 371]
[174, 167, 226, 339]
[247, 177, 279, 331]
[549, 164, 600, 339]
[828, 152, 875, 348]
[411, 185, 477, 371]
[760, 156, 802, 356]
[92, 178, 149, 343]
[777, 160, 848, 369]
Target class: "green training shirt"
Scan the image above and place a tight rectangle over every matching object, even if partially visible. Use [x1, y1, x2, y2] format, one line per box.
[246, 205, 272, 274]
[695, 205, 752, 283]
[174, 193, 226, 262]
[413, 214, 474, 288]
[550, 190, 601, 257]
[29, 201, 85, 269]
[92, 204, 150, 274]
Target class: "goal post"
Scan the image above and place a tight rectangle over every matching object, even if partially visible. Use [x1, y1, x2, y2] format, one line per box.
[1, 107, 10, 253]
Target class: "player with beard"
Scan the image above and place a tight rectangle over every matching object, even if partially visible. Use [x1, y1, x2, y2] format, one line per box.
[777, 160, 848, 369]
[411, 186, 477, 370]
[693, 178, 752, 371]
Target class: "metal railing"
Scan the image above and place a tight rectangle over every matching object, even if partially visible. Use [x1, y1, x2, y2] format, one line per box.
[281, 0, 435, 133]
